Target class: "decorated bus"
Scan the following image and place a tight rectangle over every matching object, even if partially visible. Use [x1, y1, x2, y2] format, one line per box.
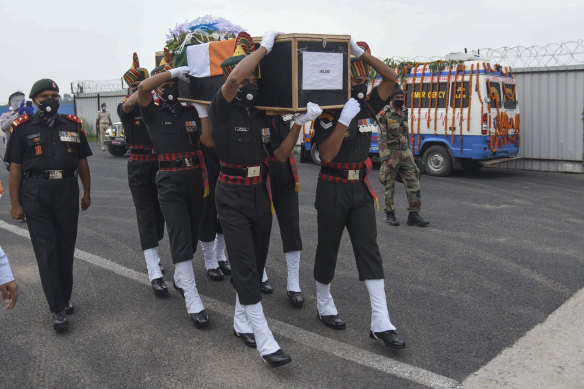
[300, 54, 521, 176]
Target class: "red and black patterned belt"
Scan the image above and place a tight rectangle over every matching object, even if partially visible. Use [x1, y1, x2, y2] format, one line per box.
[130, 147, 157, 161]
[218, 161, 266, 185]
[157, 152, 199, 172]
[319, 161, 365, 183]
[219, 158, 275, 213]
[319, 158, 379, 210]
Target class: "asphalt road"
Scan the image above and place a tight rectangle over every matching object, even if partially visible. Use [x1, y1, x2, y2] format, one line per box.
[1, 143, 583, 388]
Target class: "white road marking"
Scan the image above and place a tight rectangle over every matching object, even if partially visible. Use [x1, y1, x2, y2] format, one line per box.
[461, 287, 584, 388]
[0, 219, 459, 389]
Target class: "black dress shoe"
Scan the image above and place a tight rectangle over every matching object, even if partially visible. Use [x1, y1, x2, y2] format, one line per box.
[262, 349, 291, 367]
[64, 301, 74, 315]
[385, 211, 400, 226]
[207, 268, 224, 281]
[407, 212, 429, 227]
[260, 280, 273, 294]
[151, 277, 169, 297]
[218, 260, 231, 275]
[233, 330, 257, 348]
[318, 313, 346, 330]
[173, 282, 184, 297]
[53, 311, 69, 332]
[189, 310, 209, 328]
[287, 291, 304, 308]
[369, 330, 406, 349]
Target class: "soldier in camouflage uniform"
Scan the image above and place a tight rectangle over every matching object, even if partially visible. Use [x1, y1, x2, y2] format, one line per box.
[377, 84, 429, 227]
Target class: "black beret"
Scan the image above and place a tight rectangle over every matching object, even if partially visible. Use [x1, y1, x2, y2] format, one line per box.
[29, 79, 59, 98]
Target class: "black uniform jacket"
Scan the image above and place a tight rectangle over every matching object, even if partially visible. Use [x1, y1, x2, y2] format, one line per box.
[139, 100, 202, 155]
[5, 112, 92, 171]
[313, 86, 388, 163]
[208, 90, 281, 166]
[117, 101, 154, 148]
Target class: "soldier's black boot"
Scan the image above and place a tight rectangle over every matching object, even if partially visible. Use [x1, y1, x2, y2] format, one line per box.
[407, 212, 429, 227]
[53, 311, 69, 332]
[385, 211, 400, 226]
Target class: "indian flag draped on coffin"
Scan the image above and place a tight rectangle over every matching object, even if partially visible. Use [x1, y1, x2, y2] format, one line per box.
[165, 15, 242, 101]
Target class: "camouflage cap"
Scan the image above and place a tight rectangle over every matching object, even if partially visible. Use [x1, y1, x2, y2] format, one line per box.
[29, 79, 59, 98]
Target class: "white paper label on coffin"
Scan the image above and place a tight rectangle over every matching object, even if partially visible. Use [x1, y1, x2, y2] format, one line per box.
[302, 52, 343, 90]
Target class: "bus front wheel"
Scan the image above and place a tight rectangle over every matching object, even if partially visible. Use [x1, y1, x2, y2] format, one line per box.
[423, 145, 452, 177]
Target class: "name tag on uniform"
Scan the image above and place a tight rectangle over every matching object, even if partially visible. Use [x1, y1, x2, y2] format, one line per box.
[247, 166, 261, 178]
[260, 128, 271, 143]
[357, 118, 379, 133]
[347, 170, 360, 180]
[59, 131, 80, 143]
[162, 121, 174, 126]
[185, 121, 197, 133]
[235, 127, 249, 132]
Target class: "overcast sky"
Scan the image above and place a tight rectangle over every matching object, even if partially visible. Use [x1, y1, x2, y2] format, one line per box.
[0, 0, 582, 104]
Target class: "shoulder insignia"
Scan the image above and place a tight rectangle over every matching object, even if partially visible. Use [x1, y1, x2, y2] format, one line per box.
[65, 114, 82, 124]
[318, 112, 334, 122]
[12, 114, 30, 127]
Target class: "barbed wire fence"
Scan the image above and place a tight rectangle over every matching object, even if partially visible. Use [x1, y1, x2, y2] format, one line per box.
[71, 78, 126, 94]
[479, 39, 584, 68]
[382, 39, 584, 70]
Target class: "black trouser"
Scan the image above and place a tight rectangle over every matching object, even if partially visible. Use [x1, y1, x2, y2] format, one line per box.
[271, 178, 302, 253]
[314, 179, 384, 285]
[216, 181, 271, 305]
[22, 177, 79, 313]
[155, 169, 203, 264]
[127, 160, 164, 250]
[198, 154, 222, 243]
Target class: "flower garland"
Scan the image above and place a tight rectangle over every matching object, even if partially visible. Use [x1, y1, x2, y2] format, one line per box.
[165, 15, 243, 52]
[416, 63, 427, 152]
[409, 63, 418, 150]
[444, 65, 452, 137]
[475, 63, 484, 137]
[427, 67, 435, 129]
[451, 66, 458, 144]
[467, 64, 474, 134]
[433, 71, 440, 135]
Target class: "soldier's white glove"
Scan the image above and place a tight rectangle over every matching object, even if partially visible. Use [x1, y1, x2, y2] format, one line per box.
[260, 31, 280, 54]
[192, 103, 208, 118]
[294, 102, 323, 126]
[169, 66, 190, 81]
[350, 39, 365, 58]
[338, 98, 361, 127]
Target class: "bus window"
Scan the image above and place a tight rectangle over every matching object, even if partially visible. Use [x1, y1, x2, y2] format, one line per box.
[487, 82, 502, 109]
[450, 82, 470, 108]
[503, 83, 517, 110]
[404, 81, 448, 109]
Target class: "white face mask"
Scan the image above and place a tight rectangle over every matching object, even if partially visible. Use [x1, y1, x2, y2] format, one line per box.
[101, 107, 106, 111]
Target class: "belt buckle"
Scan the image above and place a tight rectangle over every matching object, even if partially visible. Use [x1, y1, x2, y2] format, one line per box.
[347, 170, 360, 180]
[247, 166, 261, 178]
[48, 170, 63, 180]
[184, 158, 192, 167]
